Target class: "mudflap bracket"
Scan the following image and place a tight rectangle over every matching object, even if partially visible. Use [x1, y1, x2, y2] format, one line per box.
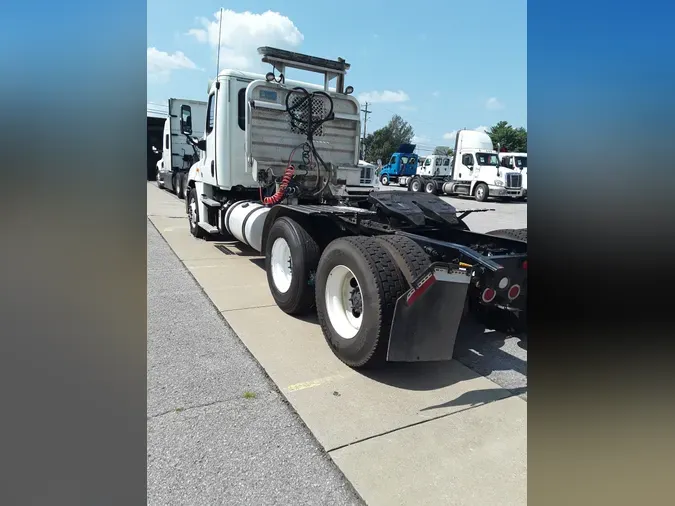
[386, 262, 471, 362]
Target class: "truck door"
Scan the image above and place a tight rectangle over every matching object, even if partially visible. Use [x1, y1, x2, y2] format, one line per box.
[202, 91, 218, 186]
[161, 120, 171, 180]
[459, 153, 475, 180]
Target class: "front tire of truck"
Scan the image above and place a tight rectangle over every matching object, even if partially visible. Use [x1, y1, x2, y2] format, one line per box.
[380, 174, 389, 186]
[474, 183, 489, 202]
[156, 170, 165, 189]
[265, 217, 320, 315]
[187, 188, 206, 239]
[315, 236, 406, 369]
[176, 173, 186, 200]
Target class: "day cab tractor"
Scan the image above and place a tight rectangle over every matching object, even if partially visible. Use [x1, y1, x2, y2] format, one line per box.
[406, 130, 524, 201]
[377, 145, 419, 186]
[180, 46, 527, 369]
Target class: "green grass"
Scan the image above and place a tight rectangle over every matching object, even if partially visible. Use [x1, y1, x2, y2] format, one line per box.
[243, 391, 256, 399]
[175, 407, 184, 413]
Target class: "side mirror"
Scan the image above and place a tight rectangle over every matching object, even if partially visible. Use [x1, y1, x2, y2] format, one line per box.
[197, 139, 206, 151]
[180, 105, 193, 135]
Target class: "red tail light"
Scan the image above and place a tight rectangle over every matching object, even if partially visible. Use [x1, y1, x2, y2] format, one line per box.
[522, 260, 528, 271]
[482, 287, 496, 303]
[508, 284, 521, 300]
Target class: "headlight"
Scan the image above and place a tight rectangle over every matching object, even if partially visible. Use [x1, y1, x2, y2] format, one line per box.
[494, 179, 504, 186]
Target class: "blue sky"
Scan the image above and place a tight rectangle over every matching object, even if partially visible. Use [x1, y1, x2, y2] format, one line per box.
[147, 0, 526, 154]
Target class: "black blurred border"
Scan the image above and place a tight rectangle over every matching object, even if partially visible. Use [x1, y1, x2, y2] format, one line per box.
[529, 2, 675, 505]
[1, 2, 147, 505]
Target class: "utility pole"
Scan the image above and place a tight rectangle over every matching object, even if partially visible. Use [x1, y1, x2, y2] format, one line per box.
[361, 102, 371, 159]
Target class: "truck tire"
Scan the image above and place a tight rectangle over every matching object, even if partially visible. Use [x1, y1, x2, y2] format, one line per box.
[171, 173, 179, 195]
[187, 187, 206, 239]
[265, 217, 320, 315]
[380, 174, 390, 186]
[315, 236, 406, 368]
[375, 235, 430, 285]
[409, 177, 423, 192]
[424, 180, 437, 194]
[486, 228, 527, 243]
[474, 183, 489, 202]
[156, 169, 165, 189]
[176, 173, 186, 199]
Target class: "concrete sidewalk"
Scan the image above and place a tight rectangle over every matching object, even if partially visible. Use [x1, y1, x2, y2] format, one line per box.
[147, 182, 527, 506]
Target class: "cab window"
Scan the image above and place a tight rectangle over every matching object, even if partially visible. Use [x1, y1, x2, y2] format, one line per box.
[424, 158, 431, 166]
[443, 158, 450, 166]
[206, 94, 215, 134]
[462, 154, 474, 165]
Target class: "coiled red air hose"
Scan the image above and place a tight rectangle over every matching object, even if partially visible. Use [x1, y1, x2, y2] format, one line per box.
[262, 165, 295, 205]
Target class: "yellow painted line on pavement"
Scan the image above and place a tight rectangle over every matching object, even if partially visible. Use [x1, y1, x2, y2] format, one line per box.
[286, 374, 346, 393]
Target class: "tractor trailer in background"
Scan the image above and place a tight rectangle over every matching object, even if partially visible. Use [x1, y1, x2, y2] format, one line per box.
[406, 130, 524, 201]
[178, 46, 527, 369]
[499, 152, 527, 199]
[155, 98, 207, 199]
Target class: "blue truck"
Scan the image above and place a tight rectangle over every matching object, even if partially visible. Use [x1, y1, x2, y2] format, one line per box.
[378, 143, 419, 186]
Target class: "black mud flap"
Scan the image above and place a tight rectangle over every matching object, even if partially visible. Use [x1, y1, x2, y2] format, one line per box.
[386, 262, 471, 362]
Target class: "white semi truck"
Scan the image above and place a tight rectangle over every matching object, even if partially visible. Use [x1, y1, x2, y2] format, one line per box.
[499, 152, 527, 199]
[406, 130, 523, 201]
[155, 98, 207, 199]
[179, 47, 528, 368]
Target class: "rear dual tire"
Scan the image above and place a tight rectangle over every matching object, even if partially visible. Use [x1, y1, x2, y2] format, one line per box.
[316, 235, 431, 368]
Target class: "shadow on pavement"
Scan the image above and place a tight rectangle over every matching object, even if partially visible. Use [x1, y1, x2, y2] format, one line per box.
[419, 386, 527, 411]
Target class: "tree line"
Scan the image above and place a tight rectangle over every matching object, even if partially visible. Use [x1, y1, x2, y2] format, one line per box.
[362, 116, 527, 163]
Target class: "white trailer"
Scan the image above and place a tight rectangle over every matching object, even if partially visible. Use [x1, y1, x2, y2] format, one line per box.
[179, 47, 528, 368]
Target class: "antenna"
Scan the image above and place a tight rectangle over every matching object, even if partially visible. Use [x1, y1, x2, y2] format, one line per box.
[215, 8, 224, 77]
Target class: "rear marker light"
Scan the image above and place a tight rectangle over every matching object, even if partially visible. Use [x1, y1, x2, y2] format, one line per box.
[508, 284, 521, 300]
[498, 277, 509, 289]
[522, 260, 527, 270]
[482, 288, 496, 303]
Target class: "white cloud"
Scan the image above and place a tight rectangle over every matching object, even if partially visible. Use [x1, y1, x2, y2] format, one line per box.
[432, 91, 440, 98]
[412, 135, 430, 144]
[147, 47, 199, 83]
[442, 126, 489, 140]
[357, 90, 409, 103]
[485, 97, 504, 110]
[187, 10, 304, 70]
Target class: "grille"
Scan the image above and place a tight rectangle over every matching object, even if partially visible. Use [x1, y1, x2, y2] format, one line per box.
[506, 173, 522, 188]
[360, 166, 373, 183]
[287, 93, 326, 137]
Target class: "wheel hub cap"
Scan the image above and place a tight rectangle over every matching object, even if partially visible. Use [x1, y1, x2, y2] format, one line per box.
[270, 238, 293, 293]
[325, 265, 362, 339]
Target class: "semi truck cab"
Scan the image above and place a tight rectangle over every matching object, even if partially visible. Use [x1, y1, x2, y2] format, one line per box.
[378, 145, 419, 186]
[499, 152, 527, 198]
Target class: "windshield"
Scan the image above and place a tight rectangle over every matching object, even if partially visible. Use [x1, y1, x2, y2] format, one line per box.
[514, 156, 527, 168]
[476, 153, 499, 166]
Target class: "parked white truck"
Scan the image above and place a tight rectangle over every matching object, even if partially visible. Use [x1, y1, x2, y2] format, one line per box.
[499, 152, 527, 199]
[406, 130, 523, 201]
[178, 47, 528, 369]
[155, 98, 207, 199]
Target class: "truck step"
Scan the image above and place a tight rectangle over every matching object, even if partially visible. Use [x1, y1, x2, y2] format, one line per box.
[201, 197, 221, 208]
[197, 221, 219, 234]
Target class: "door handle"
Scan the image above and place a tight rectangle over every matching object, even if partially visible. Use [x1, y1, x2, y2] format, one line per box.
[210, 160, 215, 177]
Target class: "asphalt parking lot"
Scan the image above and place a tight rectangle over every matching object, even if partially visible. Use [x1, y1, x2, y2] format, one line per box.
[147, 182, 527, 505]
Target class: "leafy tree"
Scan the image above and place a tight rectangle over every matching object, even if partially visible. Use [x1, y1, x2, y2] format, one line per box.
[433, 146, 453, 156]
[485, 121, 527, 152]
[363, 114, 414, 164]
